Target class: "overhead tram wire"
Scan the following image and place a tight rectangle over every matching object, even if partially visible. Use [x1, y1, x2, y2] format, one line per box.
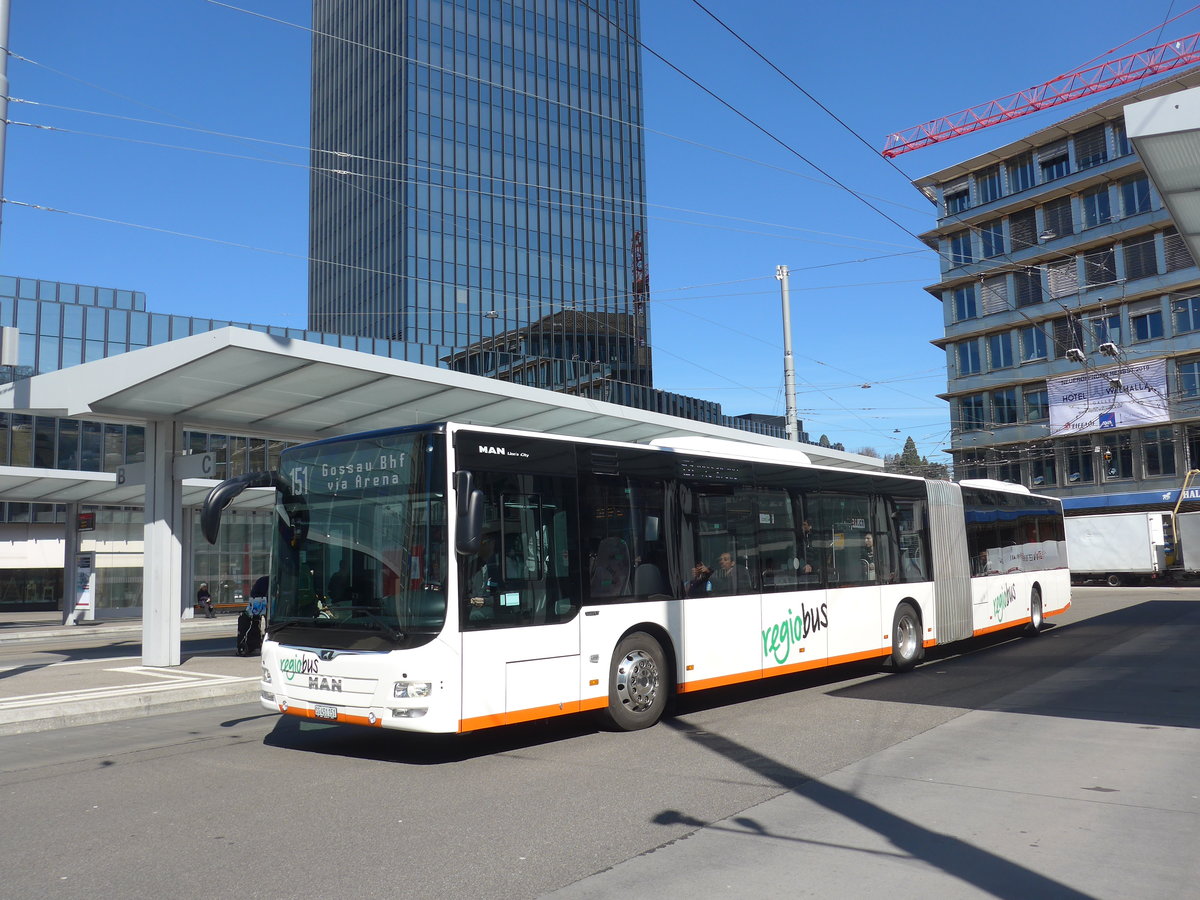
[577, 0, 1009, 447]
[684, 0, 916, 184]
[206, 0, 941, 256]
[5, 100, 933, 317]
[10, 8, 943, 433]
[4, 101, 927, 260]
[576, 0, 928, 249]
[681, 0, 1136, 366]
[7, 194, 931, 419]
[9, 15, 945, 307]
[678, 0, 1193, 441]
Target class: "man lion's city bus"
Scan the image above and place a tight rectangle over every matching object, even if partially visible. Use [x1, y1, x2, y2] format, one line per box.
[201, 423, 1070, 734]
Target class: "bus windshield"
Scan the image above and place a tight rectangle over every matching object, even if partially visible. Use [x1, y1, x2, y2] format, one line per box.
[269, 429, 448, 647]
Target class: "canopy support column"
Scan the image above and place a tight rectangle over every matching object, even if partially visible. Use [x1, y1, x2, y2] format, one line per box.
[142, 418, 183, 666]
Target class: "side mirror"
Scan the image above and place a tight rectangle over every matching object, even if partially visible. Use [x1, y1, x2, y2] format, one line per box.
[201, 470, 283, 544]
[453, 471, 484, 555]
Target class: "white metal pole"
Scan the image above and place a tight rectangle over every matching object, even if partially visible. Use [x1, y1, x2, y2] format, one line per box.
[0, 0, 11, 247]
[776, 265, 798, 441]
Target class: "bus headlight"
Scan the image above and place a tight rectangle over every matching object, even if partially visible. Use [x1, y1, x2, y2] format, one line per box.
[261, 665, 272, 684]
[394, 681, 432, 699]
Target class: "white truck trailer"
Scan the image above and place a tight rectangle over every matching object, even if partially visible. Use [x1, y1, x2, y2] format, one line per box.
[1065, 512, 1170, 586]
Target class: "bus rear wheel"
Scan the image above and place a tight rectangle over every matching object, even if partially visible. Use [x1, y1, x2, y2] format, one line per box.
[890, 602, 922, 672]
[602, 632, 668, 731]
[1026, 587, 1044, 635]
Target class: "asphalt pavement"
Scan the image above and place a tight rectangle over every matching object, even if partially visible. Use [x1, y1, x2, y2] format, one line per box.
[0, 610, 261, 735]
[2, 594, 1199, 899]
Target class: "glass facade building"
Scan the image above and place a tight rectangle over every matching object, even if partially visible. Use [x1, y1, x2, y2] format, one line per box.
[309, 0, 654, 391]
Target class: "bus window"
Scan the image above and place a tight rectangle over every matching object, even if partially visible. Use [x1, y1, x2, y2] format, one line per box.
[809, 493, 872, 586]
[756, 488, 804, 591]
[581, 471, 669, 602]
[893, 498, 929, 583]
[460, 471, 579, 628]
[696, 486, 758, 595]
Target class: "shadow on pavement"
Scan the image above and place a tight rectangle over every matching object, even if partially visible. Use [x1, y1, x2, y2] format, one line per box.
[832, 597, 1200, 729]
[657, 719, 1095, 900]
[262, 709, 601, 764]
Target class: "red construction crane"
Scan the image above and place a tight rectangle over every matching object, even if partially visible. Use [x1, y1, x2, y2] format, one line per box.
[882, 32, 1200, 158]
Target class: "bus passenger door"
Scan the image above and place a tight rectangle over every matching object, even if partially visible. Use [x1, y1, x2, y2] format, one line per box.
[459, 474, 582, 729]
[811, 494, 882, 665]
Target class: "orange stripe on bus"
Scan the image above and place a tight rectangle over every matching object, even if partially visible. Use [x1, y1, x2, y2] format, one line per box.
[676, 667, 762, 693]
[679, 647, 892, 691]
[973, 617, 1030, 637]
[460, 696, 609, 732]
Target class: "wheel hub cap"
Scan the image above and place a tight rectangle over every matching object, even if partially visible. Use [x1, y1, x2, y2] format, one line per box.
[617, 650, 659, 711]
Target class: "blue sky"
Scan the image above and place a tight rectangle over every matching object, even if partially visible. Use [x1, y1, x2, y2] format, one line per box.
[1, 0, 1193, 461]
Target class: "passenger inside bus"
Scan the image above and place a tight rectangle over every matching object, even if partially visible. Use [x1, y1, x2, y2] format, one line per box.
[684, 562, 713, 596]
[466, 535, 501, 622]
[711, 551, 753, 594]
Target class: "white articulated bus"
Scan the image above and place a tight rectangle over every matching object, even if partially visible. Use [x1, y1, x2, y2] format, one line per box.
[201, 423, 1070, 734]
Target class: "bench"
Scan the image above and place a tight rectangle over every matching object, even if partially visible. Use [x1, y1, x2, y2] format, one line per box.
[194, 602, 244, 616]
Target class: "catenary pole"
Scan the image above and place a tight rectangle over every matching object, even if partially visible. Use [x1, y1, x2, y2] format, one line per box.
[0, 0, 10, 247]
[776, 265, 798, 441]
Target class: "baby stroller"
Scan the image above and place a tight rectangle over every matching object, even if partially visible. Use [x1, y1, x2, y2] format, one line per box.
[237, 576, 268, 656]
[236, 610, 263, 656]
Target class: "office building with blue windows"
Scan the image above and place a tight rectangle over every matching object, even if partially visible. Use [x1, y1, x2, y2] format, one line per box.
[918, 68, 1200, 519]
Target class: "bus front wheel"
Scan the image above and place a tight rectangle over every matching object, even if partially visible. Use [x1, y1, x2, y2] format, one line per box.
[890, 602, 922, 672]
[602, 632, 668, 731]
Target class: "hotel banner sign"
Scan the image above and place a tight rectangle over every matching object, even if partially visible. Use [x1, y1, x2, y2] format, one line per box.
[1047, 358, 1168, 437]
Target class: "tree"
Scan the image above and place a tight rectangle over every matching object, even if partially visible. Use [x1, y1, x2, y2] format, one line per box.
[884, 436, 951, 480]
[818, 434, 831, 448]
[856, 447, 880, 458]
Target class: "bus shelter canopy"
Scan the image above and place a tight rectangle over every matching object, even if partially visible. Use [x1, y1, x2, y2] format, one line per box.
[0, 326, 878, 666]
[0, 326, 880, 469]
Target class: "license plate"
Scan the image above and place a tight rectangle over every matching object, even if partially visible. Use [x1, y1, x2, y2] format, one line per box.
[314, 704, 338, 720]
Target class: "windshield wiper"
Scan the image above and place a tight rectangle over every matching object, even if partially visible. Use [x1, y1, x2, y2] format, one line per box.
[342, 606, 407, 642]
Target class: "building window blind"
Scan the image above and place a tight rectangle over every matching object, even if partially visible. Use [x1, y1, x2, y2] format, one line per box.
[1009, 208, 1037, 250]
[1074, 124, 1108, 169]
[1123, 235, 1157, 281]
[1015, 269, 1043, 307]
[1045, 259, 1079, 299]
[980, 276, 1009, 314]
[1043, 196, 1073, 240]
[1083, 247, 1116, 286]
[1164, 227, 1193, 272]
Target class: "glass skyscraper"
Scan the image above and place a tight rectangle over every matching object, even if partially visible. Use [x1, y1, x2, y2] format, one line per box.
[309, 0, 653, 391]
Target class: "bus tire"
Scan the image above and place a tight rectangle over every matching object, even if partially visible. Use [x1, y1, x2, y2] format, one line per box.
[1105, 573, 1122, 587]
[1026, 587, 1044, 635]
[890, 602, 922, 672]
[602, 632, 668, 731]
